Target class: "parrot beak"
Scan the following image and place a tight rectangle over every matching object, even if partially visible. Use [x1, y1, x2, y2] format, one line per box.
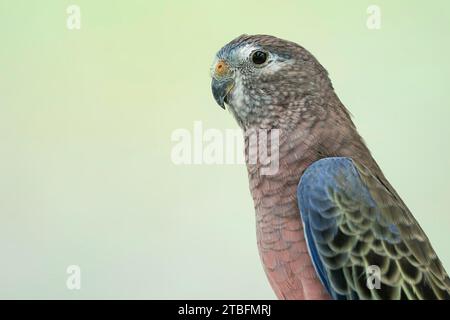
[211, 77, 234, 109]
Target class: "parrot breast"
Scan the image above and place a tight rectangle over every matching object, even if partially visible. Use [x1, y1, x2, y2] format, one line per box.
[246, 125, 331, 300]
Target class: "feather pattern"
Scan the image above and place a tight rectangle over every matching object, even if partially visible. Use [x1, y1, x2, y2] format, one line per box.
[298, 157, 450, 299]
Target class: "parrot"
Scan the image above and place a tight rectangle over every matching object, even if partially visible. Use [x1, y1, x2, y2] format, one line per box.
[210, 34, 450, 300]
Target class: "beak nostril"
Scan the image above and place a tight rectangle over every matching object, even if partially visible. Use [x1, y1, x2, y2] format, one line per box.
[215, 60, 229, 76]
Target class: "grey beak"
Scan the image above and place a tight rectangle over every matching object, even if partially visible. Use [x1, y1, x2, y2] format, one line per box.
[211, 78, 234, 109]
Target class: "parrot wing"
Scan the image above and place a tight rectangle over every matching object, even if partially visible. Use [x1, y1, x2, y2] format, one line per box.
[297, 157, 450, 300]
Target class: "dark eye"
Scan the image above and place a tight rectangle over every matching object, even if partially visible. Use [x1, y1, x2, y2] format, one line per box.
[251, 51, 267, 65]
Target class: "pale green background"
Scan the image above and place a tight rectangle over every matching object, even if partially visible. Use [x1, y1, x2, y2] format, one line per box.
[0, 0, 449, 299]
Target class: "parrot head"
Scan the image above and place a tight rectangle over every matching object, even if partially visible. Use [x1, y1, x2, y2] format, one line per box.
[211, 34, 333, 130]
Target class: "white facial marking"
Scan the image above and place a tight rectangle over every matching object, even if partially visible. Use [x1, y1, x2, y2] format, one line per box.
[235, 44, 258, 62]
[263, 58, 294, 74]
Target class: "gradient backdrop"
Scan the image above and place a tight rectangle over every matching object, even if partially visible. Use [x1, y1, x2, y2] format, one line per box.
[1, 0, 449, 299]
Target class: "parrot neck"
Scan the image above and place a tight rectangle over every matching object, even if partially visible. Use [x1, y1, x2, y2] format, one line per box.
[243, 94, 369, 180]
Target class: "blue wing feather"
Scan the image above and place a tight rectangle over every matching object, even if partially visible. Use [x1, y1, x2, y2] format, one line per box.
[297, 157, 401, 299]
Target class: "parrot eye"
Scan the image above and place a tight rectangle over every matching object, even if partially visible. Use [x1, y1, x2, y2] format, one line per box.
[251, 51, 268, 65]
